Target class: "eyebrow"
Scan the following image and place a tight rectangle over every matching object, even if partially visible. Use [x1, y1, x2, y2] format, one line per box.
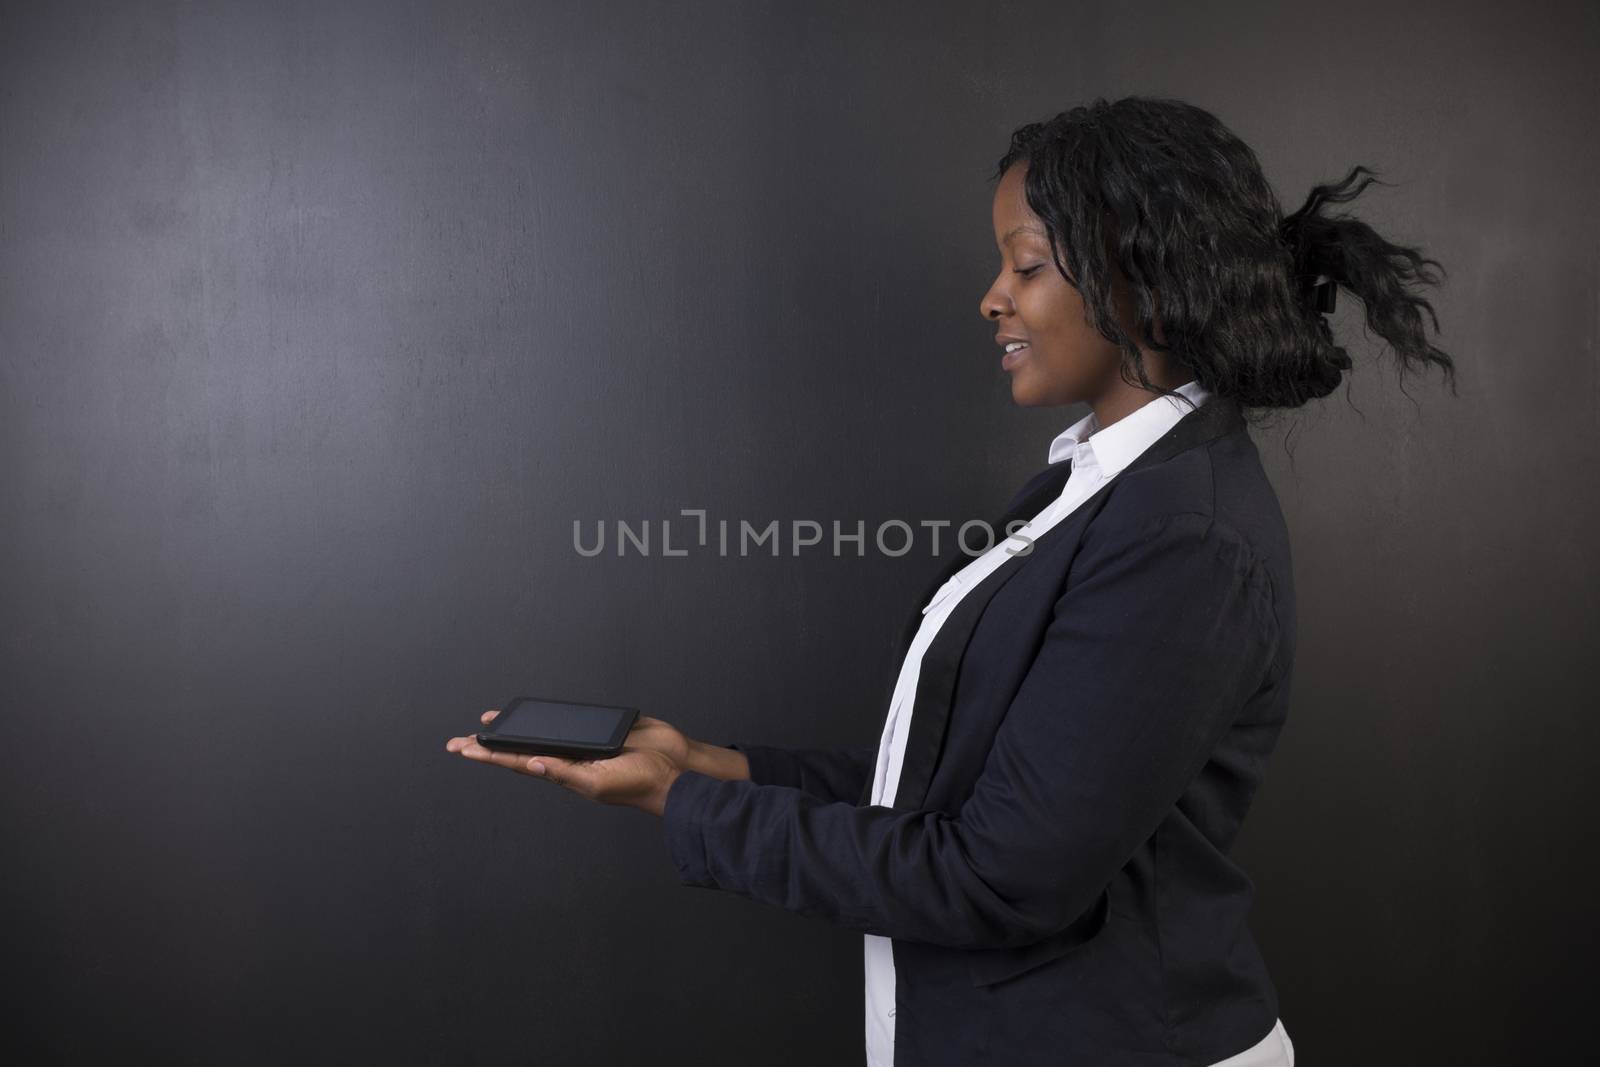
[1000, 224, 1046, 244]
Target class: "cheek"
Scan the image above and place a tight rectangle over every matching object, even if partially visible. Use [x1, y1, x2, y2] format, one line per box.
[1036, 294, 1114, 373]
[1015, 280, 1105, 385]
[1031, 345, 1080, 388]
[1021, 332, 1101, 403]
[1021, 279, 1084, 341]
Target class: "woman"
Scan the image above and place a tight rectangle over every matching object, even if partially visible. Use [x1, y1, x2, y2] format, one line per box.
[447, 96, 1456, 1065]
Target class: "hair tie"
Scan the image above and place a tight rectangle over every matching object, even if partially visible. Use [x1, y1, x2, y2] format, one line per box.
[1304, 275, 1337, 314]
[1282, 215, 1336, 315]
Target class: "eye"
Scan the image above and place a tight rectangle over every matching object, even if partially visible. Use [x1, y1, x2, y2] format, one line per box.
[1015, 264, 1044, 278]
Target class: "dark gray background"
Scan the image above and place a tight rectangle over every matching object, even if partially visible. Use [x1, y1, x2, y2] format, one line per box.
[3, 0, 1594, 1063]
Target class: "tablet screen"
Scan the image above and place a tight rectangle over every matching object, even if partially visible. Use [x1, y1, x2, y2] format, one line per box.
[495, 699, 628, 744]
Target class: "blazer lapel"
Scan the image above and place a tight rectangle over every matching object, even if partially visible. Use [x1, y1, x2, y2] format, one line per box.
[889, 458, 1077, 667]
[876, 395, 1246, 812]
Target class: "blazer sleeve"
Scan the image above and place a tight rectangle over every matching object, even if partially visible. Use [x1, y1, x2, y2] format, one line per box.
[661, 511, 1280, 950]
[723, 742, 878, 805]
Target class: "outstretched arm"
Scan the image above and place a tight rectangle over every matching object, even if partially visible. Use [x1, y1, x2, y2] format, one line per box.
[660, 512, 1280, 950]
[691, 742, 877, 805]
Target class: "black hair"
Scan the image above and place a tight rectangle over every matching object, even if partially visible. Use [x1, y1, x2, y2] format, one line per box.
[990, 96, 1457, 422]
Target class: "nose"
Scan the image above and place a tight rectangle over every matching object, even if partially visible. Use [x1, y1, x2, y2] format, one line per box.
[980, 277, 1010, 321]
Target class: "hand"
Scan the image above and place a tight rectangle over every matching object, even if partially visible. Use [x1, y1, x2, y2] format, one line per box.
[444, 709, 685, 817]
[614, 713, 693, 767]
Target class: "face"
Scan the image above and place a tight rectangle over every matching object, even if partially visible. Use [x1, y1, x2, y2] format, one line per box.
[980, 163, 1126, 408]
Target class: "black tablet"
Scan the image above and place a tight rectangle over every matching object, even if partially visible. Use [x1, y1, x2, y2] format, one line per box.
[476, 696, 639, 759]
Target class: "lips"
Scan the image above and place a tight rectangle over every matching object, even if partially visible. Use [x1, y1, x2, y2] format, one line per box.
[1001, 342, 1030, 371]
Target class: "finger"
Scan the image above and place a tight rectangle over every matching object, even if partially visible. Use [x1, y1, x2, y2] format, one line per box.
[480, 708, 500, 725]
[445, 734, 477, 753]
[523, 754, 593, 792]
[458, 741, 540, 773]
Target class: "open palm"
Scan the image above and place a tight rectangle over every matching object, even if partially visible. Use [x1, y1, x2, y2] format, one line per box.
[444, 708, 687, 814]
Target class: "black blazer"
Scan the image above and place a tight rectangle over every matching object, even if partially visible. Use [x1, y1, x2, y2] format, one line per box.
[662, 395, 1297, 1066]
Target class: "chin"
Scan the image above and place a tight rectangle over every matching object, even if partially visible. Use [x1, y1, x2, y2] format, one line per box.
[1009, 378, 1049, 407]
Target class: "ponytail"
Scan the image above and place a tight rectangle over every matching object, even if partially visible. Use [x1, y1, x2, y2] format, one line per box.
[1276, 165, 1458, 405]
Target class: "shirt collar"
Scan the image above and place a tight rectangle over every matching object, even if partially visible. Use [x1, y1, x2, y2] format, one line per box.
[1045, 378, 1214, 474]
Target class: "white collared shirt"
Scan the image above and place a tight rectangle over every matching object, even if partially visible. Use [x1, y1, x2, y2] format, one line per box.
[863, 380, 1293, 1067]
